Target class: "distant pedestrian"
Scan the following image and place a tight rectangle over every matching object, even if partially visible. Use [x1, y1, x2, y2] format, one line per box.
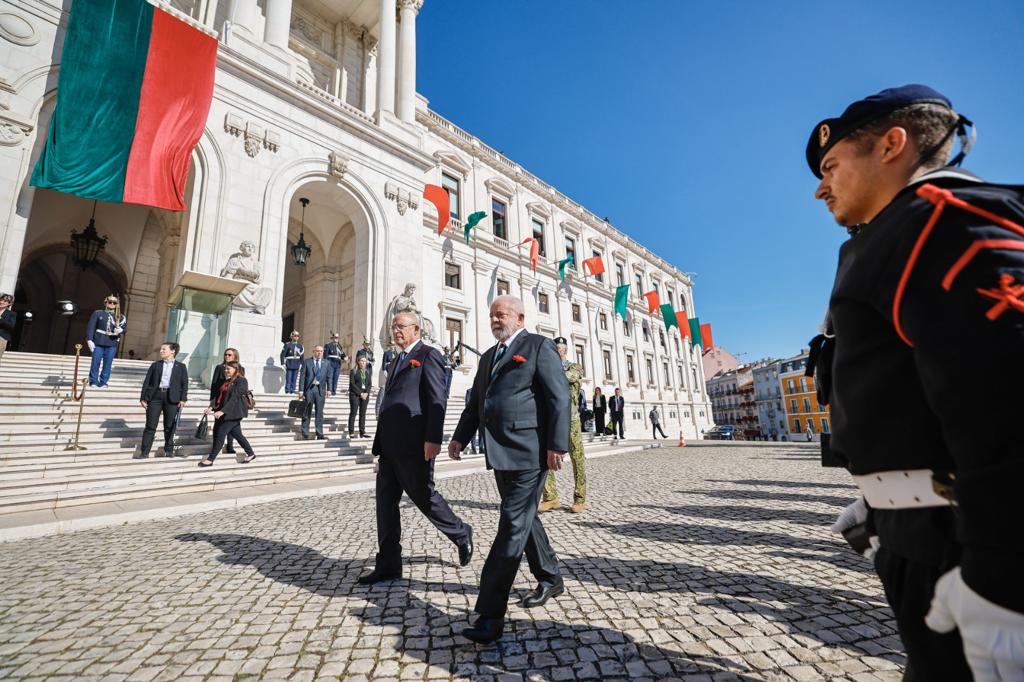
[649, 407, 668, 439]
[324, 332, 347, 397]
[199, 361, 255, 467]
[348, 355, 372, 438]
[137, 342, 188, 459]
[441, 347, 453, 399]
[592, 387, 607, 437]
[280, 331, 304, 394]
[300, 346, 328, 440]
[805, 423, 814, 442]
[0, 293, 15, 365]
[609, 388, 625, 439]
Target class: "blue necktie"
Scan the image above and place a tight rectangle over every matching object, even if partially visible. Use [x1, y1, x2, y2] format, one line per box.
[489, 344, 507, 379]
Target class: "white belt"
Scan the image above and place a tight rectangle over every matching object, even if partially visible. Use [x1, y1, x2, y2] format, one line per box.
[852, 469, 951, 510]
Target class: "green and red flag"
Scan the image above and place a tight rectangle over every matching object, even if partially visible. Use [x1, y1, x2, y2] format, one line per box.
[700, 323, 714, 352]
[464, 211, 487, 242]
[660, 303, 678, 330]
[31, 0, 217, 211]
[642, 291, 660, 314]
[582, 255, 605, 277]
[423, 184, 450, 235]
[614, 284, 630, 319]
[557, 254, 575, 281]
[688, 317, 701, 348]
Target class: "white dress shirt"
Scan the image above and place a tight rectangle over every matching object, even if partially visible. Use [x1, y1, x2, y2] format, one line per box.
[159, 359, 175, 389]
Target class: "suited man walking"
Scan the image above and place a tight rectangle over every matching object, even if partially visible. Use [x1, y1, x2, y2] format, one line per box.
[137, 342, 188, 458]
[300, 345, 328, 440]
[609, 387, 626, 439]
[449, 295, 569, 643]
[360, 311, 473, 584]
[348, 355, 372, 438]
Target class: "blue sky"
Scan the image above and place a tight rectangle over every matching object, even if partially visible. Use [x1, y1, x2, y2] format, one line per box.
[416, 1, 1024, 361]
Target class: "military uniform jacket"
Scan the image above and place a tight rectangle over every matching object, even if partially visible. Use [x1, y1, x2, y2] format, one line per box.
[563, 361, 583, 423]
[86, 310, 126, 347]
[827, 168, 1024, 612]
[280, 342, 304, 368]
[324, 342, 345, 365]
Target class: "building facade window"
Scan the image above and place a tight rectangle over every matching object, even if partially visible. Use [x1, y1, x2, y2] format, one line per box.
[645, 357, 654, 386]
[662, 361, 671, 386]
[444, 261, 461, 289]
[626, 354, 636, 383]
[445, 318, 463, 357]
[565, 235, 577, 270]
[591, 250, 604, 283]
[790, 398, 798, 412]
[575, 343, 586, 374]
[642, 323, 651, 343]
[794, 418, 801, 432]
[803, 397, 811, 412]
[532, 218, 546, 257]
[441, 172, 460, 222]
[571, 303, 582, 323]
[538, 292, 549, 314]
[635, 272, 644, 299]
[496, 278, 510, 296]
[659, 330, 666, 350]
[623, 320, 631, 337]
[491, 198, 507, 240]
[599, 313, 608, 330]
[615, 262, 625, 286]
[821, 417, 830, 433]
[603, 350, 613, 380]
[787, 379, 795, 393]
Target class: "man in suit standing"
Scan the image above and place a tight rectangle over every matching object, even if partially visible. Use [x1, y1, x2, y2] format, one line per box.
[361, 311, 473, 584]
[449, 295, 569, 643]
[348, 355, 372, 438]
[137, 342, 188, 458]
[86, 295, 126, 388]
[609, 387, 625, 439]
[300, 345, 328, 440]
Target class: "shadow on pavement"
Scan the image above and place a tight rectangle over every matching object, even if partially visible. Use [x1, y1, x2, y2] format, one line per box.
[677, 487, 856, 507]
[176, 533, 760, 679]
[641, 502, 839, 528]
[709, 478, 856, 491]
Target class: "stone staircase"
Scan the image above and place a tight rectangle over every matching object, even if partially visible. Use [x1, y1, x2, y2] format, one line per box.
[0, 352, 651, 539]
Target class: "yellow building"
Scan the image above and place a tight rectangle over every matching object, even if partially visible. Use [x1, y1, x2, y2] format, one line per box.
[778, 353, 831, 441]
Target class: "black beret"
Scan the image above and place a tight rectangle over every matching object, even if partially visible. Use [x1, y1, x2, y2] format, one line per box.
[806, 84, 954, 178]
[553, 336, 568, 345]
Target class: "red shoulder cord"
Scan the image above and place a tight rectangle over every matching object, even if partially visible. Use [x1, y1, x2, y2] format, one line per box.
[892, 183, 1024, 347]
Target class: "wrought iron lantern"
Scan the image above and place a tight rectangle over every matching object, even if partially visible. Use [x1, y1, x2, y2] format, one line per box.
[291, 197, 312, 266]
[70, 201, 108, 269]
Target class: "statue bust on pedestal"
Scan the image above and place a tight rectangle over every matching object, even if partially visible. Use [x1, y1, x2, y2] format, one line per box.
[220, 241, 273, 314]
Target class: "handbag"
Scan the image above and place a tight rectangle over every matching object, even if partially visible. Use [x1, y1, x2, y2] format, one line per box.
[195, 414, 209, 440]
[243, 390, 256, 410]
[288, 399, 308, 418]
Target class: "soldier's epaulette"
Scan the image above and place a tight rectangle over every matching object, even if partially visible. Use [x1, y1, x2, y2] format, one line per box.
[892, 183, 1024, 347]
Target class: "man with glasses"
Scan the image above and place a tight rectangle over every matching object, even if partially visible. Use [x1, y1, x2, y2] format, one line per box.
[86, 295, 126, 387]
[300, 345, 328, 440]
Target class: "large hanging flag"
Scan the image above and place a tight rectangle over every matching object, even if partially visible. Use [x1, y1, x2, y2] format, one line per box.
[464, 211, 487, 242]
[520, 237, 540, 272]
[614, 284, 630, 319]
[688, 317, 702, 348]
[582, 255, 605, 277]
[423, 184, 450, 235]
[642, 291, 660, 314]
[31, 0, 217, 211]
[660, 303, 678, 330]
[700, 323, 715, 352]
[557, 254, 575, 281]
[676, 312, 690, 337]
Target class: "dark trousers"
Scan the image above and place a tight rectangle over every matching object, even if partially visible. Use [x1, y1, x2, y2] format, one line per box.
[302, 388, 325, 437]
[328, 361, 341, 394]
[594, 410, 606, 435]
[476, 468, 560, 619]
[874, 547, 971, 681]
[610, 412, 625, 437]
[207, 418, 253, 462]
[140, 389, 180, 456]
[285, 365, 300, 393]
[348, 394, 368, 434]
[374, 454, 470, 571]
[652, 423, 667, 438]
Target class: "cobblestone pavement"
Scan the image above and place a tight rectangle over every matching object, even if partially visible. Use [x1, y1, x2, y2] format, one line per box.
[0, 445, 904, 681]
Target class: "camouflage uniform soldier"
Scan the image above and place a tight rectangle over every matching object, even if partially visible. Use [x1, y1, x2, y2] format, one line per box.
[540, 337, 586, 513]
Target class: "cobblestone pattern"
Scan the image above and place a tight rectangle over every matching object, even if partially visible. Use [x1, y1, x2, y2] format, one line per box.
[0, 445, 903, 681]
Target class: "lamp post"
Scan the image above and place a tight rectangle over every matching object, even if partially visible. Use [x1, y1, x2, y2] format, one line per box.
[291, 197, 312, 266]
[70, 201, 108, 269]
[56, 300, 78, 355]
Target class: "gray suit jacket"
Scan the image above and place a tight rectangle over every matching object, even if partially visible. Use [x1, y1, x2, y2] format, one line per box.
[453, 331, 570, 471]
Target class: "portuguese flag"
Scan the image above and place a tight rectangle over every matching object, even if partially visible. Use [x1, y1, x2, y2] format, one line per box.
[31, 0, 217, 211]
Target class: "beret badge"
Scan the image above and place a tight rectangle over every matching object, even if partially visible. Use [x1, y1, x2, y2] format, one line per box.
[819, 123, 830, 148]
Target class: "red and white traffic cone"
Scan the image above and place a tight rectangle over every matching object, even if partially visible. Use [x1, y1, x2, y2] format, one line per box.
[677, 430, 686, 448]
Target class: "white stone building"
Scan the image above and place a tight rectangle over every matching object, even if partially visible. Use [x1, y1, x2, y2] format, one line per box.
[0, 0, 713, 438]
[752, 359, 783, 440]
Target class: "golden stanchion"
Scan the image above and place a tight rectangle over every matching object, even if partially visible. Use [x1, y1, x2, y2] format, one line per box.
[70, 343, 84, 401]
[65, 378, 88, 451]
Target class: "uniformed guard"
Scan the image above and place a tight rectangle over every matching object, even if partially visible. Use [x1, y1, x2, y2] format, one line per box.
[540, 337, 586, 513]
[808, 84, 1024, 680]
[323, 331, 347, 397]
[85, 294, 127, 388]
[280, 331, 304, 394]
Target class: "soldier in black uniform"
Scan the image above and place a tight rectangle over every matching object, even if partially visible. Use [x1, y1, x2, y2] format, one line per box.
[807, 84, 1024, 680]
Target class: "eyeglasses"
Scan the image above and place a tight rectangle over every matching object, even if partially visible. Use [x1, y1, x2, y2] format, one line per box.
[390, 323, 416, 331]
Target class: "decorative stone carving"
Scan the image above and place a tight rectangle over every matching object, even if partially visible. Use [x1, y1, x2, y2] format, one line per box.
[220, 241, 274, 314]
[384, 181, 419, 216]
[0, 12, 39, 46]
[398, 0, 424, 13]
[224, 113, 280, 158]
[0, 120, 30, 146]
[329, 150, 350, 178]
[381, 283, 437, 346]
[243, 122, 264, 157]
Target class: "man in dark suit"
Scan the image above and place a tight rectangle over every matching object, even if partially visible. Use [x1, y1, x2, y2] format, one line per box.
[449, 295, 570, 643]
[137, 342, 188, 458]
[348, 355, 372, 438]
[361, 312, 473, 585]
[609, 387, 625, 439]
[300, 345, 328, 440]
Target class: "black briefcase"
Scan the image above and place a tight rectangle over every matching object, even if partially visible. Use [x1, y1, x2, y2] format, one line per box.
[288, 399, 308, 418]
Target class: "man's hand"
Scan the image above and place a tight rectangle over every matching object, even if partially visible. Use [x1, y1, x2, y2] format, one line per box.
[926, 567, 1024, 680]
[424, 442, 441, 461]
[547, 450, 566, 471]
[179, 401, 187, 408]
[448, 439, 463, 460]
[361, 392, 368, 400]
[139, 400, 147, 409]
[87, 340, 96, 352]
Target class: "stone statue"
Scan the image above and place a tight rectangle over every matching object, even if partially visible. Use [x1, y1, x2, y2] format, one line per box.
[381, 283, 437, 346]
[221, 240, 273, 314]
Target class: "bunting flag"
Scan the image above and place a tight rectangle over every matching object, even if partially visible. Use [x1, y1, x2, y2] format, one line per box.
[557, 254, 575, 281]
[464, 211, 487, 243]
[520, 237, 540, 272]
[688, 317, 702, 348]
[642, 291, 660, 314]
[423, 184, 450, 235]
[582, 255, 605, 277]
[660, 303, 678, 330]
[676, 312, 690, 337]
[614, 284, 630, 319]
[31, 0, 217, 211]
[700, 323, 714, 352]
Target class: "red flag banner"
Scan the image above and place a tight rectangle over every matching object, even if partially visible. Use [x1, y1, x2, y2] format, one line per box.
[676, 312, 689, 334]
[582, 255, 605, 276]
[520, 237, 539, 272]
[642, 291, 660, 314]
[423, 184, 450, 235]
[700, 323, 714, 351]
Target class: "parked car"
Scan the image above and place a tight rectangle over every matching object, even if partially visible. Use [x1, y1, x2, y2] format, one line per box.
[705, 425, 737, 440]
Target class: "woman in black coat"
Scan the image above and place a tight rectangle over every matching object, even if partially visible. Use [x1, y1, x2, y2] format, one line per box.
[209, 348, 242, 454]
[592, 387, 607, 437]
[200, 361, 255, 467]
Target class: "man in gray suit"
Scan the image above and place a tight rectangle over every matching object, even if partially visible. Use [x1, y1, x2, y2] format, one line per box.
[300, 345, 328, 440]
[449, 295, 570, 643]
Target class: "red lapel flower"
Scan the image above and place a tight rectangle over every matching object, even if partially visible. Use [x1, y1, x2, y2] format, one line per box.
[409, 359, 421, 368]
[512, 355, 527, 363]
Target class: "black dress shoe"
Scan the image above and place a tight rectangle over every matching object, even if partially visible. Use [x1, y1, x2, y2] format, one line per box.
[357, 568, 402, 585]
[521, 579, 565, 608]
[315, 434, 326, 440]
[360, 433, 368, 438]
[457, 525, 474, 567]
[461, 616, 504, 644]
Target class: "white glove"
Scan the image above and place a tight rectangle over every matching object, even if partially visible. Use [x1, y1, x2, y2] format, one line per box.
[114, 326, 124, 335]
[831, 497, 869, 533]
[87, 340, 95, 352]
[926, 567, 1024, 681]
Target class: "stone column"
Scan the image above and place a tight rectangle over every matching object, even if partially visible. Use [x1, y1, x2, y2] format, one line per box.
[263, 0, 293, 49]
[396, 0, 422, 122]
[227, 0, 260, 36]
[376, 0, 397, 117]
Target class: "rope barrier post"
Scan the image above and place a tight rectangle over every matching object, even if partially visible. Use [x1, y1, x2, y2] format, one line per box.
[65, 378, 88, 451]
